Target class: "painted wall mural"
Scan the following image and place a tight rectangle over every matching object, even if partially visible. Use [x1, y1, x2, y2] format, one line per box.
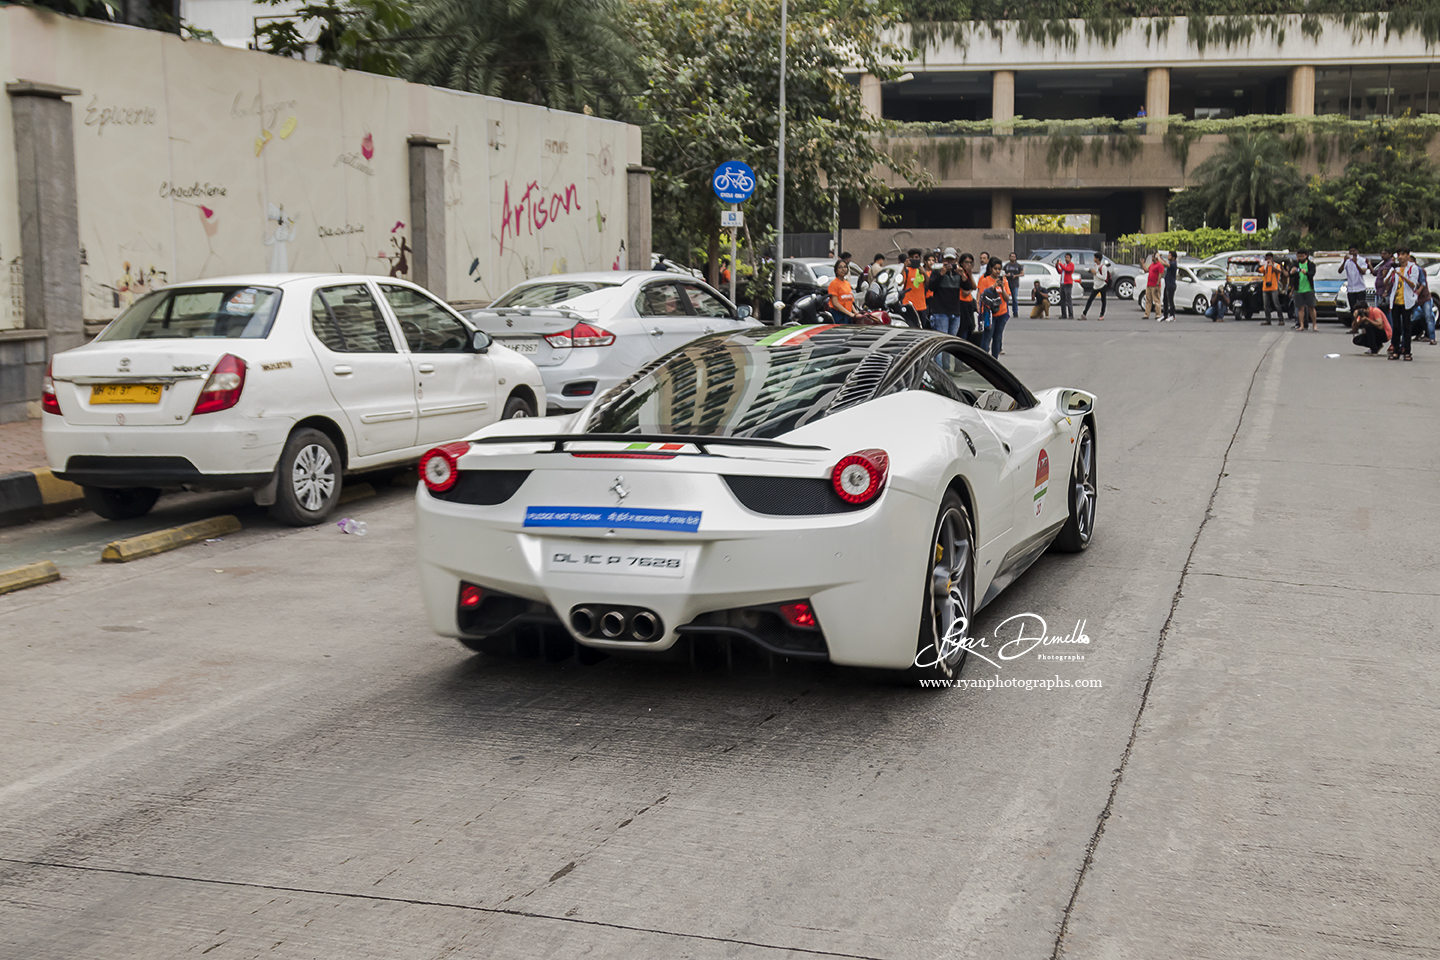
[0, 8, 634, 325]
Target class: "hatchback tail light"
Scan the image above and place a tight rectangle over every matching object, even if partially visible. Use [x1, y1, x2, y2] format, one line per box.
[41, 359, 61, 415]
[420, 441, 471, 493]
[830, 448, 889, 505]
[544, 322, 616, 348]
[192, 354, 246, 415]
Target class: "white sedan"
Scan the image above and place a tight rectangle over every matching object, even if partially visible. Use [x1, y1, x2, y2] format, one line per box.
[1173, 263, 1227, 313]
[465, 272, 763, 416]
[43, 274, 545, 524]
[414, 324, 1098, 681]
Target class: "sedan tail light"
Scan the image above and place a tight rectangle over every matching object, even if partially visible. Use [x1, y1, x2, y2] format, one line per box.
[831, 448, 889, 505]
[41, 359, 61, 415]
[192, 354, 247, 415]
[420, 441, 471, 493]
[544, 322, 616, 348]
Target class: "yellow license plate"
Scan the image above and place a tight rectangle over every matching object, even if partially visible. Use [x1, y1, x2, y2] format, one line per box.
[91, 383, 163, 404]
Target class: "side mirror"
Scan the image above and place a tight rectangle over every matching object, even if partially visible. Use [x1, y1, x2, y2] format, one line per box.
[471, 329, 491, 354]
[1059, 389, 1094, 416]
[736, 305, 753, 320]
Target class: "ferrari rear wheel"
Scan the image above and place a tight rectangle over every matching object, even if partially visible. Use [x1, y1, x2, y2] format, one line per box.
[1052, 422, 1096, 553]
[909, 490, 975, 684]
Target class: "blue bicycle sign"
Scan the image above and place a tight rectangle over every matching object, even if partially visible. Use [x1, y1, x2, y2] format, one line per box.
[712, 161, 756, 203]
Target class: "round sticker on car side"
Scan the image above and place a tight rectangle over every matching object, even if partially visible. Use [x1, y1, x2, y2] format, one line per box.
[1034, 449, 1049, 517]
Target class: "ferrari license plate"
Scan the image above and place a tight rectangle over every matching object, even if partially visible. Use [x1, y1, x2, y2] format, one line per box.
[544, 543, 686, 578]
[90, 383, 163, 404]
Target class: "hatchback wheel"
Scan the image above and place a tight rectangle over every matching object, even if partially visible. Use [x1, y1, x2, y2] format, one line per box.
[270, 428, 340, 526]
[1047, 288, 1062, 306]
[82, 485, 160, 521]
[1114, 278, 1135, 300]
[502, 394, 536, 419]
[1193, 294, 1210, 314]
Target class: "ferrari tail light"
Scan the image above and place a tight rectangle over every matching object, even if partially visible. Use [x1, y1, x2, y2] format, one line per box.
[831, 448, 889, 505]
[420, 441, 471, 492]
[544, 322, 616, 348]
[459, 583, 484, 608]
[780, 601, 818, 629]
[192, 354, 246, 415]
[41, 359, 61, 415]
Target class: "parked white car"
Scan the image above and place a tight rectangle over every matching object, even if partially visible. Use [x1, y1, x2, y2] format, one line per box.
[43, 274, 546, 525]
[1174, 263, 1228, 313]
[465, 272, 764, 415]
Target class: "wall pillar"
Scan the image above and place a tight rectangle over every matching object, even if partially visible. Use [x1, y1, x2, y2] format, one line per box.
[1288, 65, 1316, 115]
[1145, 68, 1170, 133]
[991, 190, 1013, 232]
[407, 136, 449, 296]
[992, 70, 1015, 132]
[7, 81, 82, 421]
[860, 73, 883, 121]
[1142, 189, 1168, 235]
[627, 165, 654, 271]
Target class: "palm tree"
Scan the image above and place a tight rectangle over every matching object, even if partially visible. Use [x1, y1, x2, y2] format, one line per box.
[1189, 131, 1302, 228]
[402, 0, 640, 119]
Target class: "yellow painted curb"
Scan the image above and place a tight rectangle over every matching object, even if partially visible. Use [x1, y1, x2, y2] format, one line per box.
[101, 515, 242, 563]
[0, 560, 61, 595]
[337, 482, 376, 505]
[33, 468, 84, 518]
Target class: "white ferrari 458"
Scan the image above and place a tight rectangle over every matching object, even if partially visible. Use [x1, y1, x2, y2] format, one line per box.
[415, 324, 1097, 681]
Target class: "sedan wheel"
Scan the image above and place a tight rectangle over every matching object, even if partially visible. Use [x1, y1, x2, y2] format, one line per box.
[1192, 294, 1210, 314]
[1114, 278, 1135, 300]
[1047, 288, 1062, 306]
[909, 490, 975, 683]
[1052, 423, 1096, 553]
[270, 427, 341, 526]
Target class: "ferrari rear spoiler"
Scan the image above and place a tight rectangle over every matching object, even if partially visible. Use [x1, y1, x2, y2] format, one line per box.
[465, 433, 829, 455]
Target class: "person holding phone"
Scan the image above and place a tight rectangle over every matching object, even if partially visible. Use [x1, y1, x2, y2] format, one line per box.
[1388, 246, 1420, 359]
[1292, 248, 1318, 330]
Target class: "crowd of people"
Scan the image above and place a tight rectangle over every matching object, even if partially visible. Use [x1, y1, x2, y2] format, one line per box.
[1339, 246, 1433, 360]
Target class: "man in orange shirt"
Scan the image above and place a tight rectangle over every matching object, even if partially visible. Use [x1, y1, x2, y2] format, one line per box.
[900, 247, 929, 328]
[827, 261, 856, 323]
[1259, 252, 1285, 325]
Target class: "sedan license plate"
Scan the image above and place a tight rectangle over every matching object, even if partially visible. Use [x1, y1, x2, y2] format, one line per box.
[90, 383, 163, 404]
[544, 543, 686, 578]
[506, 339, 540, 355]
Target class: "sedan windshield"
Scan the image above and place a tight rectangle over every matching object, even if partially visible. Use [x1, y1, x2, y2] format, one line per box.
[97, 286, 282, 340]
[491, 281, 620, 307]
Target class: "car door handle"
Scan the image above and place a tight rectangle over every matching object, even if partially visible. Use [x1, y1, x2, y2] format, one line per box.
[650, 327, 664, 336]
[417, 363, 435, 373]
[332, 365, 353, 376]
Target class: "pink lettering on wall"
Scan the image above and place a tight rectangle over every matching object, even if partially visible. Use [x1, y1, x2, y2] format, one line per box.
[500, 180, 581, 254]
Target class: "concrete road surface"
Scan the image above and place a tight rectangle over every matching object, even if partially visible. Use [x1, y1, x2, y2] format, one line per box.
[1, 311, 1435, 959]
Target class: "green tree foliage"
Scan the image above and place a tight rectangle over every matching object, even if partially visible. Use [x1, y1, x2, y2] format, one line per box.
[403, 0, 640, 118]
[1115, 227, 1276, 259]
[1166, 189, 1209, 231]
[1277, 121, 1440, 251]
[631, 0, 925, 292]
[1188, 131, 1302, 228]
[255, 0, 414, 74]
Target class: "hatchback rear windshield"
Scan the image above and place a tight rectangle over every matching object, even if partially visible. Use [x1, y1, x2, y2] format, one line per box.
[97, 286, 282, 341]
[491, 281, 620, 307]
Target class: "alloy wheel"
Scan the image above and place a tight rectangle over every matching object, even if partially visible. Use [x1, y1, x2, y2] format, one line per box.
[1073, 428, 1096, 544]
[292, 443, 335, 512]
[927, 505, 974, 677]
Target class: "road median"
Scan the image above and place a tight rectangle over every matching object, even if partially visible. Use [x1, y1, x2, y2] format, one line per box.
[101, 515, 242, 563]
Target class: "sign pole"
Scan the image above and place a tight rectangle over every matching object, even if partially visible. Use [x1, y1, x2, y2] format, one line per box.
[774, 0, 787, 310]
[729, 203, 738, 305]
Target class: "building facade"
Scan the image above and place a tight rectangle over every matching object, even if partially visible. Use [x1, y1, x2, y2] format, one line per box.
[851, 16, 1440, 239]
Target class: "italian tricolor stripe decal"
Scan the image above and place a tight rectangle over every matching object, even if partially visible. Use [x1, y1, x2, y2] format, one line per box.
[625, 442, 688, 451]
[1034, 449, 1049, 516]
[757, 324, 837, 347]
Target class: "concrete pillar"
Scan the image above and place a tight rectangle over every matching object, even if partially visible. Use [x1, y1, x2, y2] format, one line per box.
[1142, 189, 1168, 235]
[627, 165, 654, 271]
[407, 136, 449, 295]
[859, 201, 880, 230]
[860, 73, 883, 121]
[992, 71, 1015, 132]
[1288, 65, 1316, 116]
[1145, 68, 1170, 132]
[991, 190, 1013, 232]
[7, 81, 83, 409]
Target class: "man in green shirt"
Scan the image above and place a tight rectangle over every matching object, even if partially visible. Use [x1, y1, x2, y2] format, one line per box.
[1292, 248, 1318, 331]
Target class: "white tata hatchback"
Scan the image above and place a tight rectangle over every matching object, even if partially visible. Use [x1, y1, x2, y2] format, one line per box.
[43, 274, 546, 525]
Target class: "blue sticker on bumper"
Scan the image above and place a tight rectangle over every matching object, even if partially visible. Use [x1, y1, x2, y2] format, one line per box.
[524, 506, 702, 532]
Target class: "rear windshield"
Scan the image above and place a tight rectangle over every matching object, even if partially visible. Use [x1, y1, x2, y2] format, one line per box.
[491, 281, 620, 307]
[98, 286, 282, 341]
[586, 327, 906, 439]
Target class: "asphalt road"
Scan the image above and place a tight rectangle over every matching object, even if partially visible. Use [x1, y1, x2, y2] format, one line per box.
[2, 304, 1436, 959]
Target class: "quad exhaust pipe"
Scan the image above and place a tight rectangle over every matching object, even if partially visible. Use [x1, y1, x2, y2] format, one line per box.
[570, 605, 663, 642]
